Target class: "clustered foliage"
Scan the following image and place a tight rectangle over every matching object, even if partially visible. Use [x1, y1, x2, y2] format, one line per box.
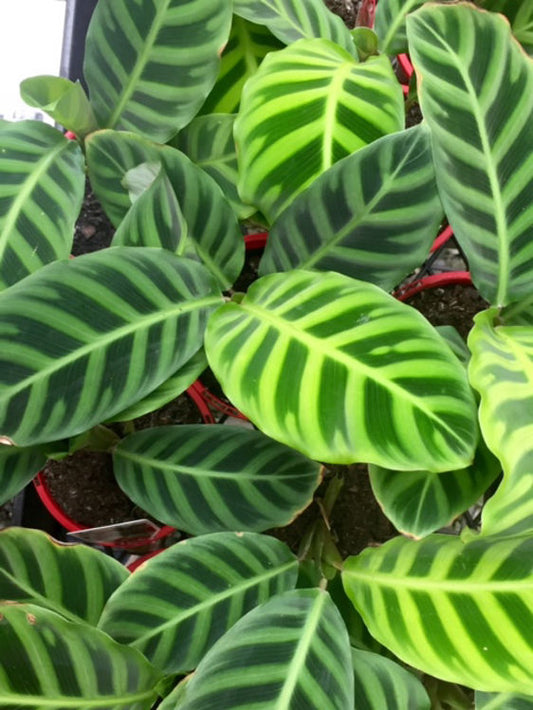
[0, 0, 532, 707]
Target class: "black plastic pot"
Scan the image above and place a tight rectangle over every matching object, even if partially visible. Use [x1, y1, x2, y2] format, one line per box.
[60, 0, 98, 90]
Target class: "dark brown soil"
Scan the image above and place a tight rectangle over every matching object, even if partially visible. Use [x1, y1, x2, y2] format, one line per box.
[406, 284, 488, 339]
[71, 180, 115, 255]
[324, 0, 361, 28]
[42, 392, 205, 528]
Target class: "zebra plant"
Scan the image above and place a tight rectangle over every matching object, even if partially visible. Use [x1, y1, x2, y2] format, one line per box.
[0, 0, 533, 706]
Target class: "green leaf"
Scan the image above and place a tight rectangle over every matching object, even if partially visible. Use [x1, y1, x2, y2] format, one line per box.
[99, 532, 298, 674]
[374, 0, 426, 55]
[175, 588, 354, 709]
[468, 309, 533, 537]
[0, 444, 47, 504]
[200, 17, 284, 115]
[83, 0, 232, 142]
[0, 528, 128, 625]
[351, 648, 430, 710]
[343, 534, 533, 693]
[476, 691, 533, 709]
[0, 121, 84, 291]
[107, 349, 208, 423]
[233, 0, 357, 55]
[0, 248, 222, 447]
[112, 165, 189, 253]
[407, 4, 533, 306]
[113, 425, 321, 534]
[0, 603, 161, 709]
[86, 130, 244, 289]
[205, 269, 478, 471]
[477, 0, 533, 55]
[260, 124, 443, 291]
[173, 114, 255, 220]
[369, 439, 501, 539]
[235, 39, 404, 222]
[435, 325, 471, 366]
[20, 75, 97, 137]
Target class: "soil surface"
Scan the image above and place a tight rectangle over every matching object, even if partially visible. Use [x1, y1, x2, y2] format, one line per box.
[406, 285, 488, 340]
[71, 180, 115, 255]
[324, 0, 360, 27]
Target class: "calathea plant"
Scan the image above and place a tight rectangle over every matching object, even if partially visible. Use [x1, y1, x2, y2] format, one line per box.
[0, 0, 532, 706]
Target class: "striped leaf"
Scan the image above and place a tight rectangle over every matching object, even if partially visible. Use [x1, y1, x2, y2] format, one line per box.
[20, 75, 98, 137]
[99, 532, 298, 674]
[113, 425, 322, 534]
[478, 1, 533, 55]
[468, 309, 533, 537]
[86, 130, 244, 289]
[200, 17, 284, 115]
[233, 0, 357, 55]
[107, 349, 207, 423]
[342, 533, 533, 693]
[173, 114, 255, 219]
[159, 678, 191, 710]
[174, 588, 354, 710]
[351, 648, 430, 710]
[0, 248, 222, 447]
[373, 0, 426, 55]
[0, 121, 84, 291]
[83, 0, 232, 143]
[368, 440, 501, 539]
[0, 527, 128, 625]
[260, 124, 443, 291]
[0, 444, 47, 504]
[234, 39, 404, 222]
[407, 4, 533, 306]
[0, 603, 161, 709]
[205, 270, 478, 471]
[476, 691, 533, 709]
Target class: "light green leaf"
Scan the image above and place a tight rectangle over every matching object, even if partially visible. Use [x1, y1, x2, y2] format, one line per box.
[86, 130, 244, 289]
[260, 124, 443, 291]
[468, 309, 533, 537]
[369, 440, 500, 539]
[205, 269, 478, 471]
[173, 114, 255, 220]
[343, 533, 533, 693]
[175, 589, 354, 709]
[233, 0, 357, 55]
[476, 691, 533, 709]
[0, 120, 84, 291]
[374, 0, 426, 55]
[235, 39, 404, 222]
[113, 425, 321, 534]
[83, 0, 232, 142]
[99, 532, 298, 674]
[20, 75, 97, 137]
[407, 4, 533, 306]
[0, 248, 222, 447]
[477, 0, 533, 55]
[351, 648, 430, 710]
[0, 528, 128, 625]
[0, 603, 161, 709]
[200, 17, 284, 115]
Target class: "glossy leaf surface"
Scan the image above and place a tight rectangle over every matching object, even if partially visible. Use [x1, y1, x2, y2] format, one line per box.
[0, 248, 222, 447]
[174, 114, 254, 219]
[351, 648, 430, 710]
[369, 440, 500, 539]
[205, 270, 478, 470]
[235, 39, 404, 222]
[260, 124, 443, 290]
[176, 589, 354, 709]
[0, 121, 84, 291]
[407, 4, 533, 306]
[0, 603, 161, 709]
[113, 425, 321, 534]
[99, 532, 298, 674]
[468, 309, 533, 537]
[86, 130, 244, 289]
[233, 0, 356, 54]
[343, 534, 533, 693]
[0, 528, 128, 625]
[84, 0, 232, 142]
[200, 17, 284, 115]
